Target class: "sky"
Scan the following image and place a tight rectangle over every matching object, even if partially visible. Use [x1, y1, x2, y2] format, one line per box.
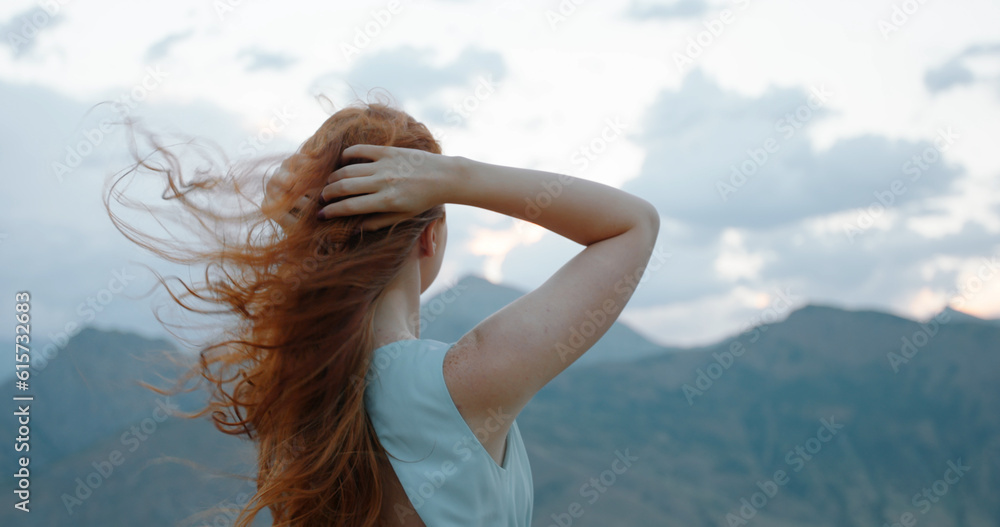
[1, 0, 999, 356]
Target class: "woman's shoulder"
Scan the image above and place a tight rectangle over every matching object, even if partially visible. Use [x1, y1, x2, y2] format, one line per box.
[364, 338, 475, 464]
[364, 338, 452, 408]
[369, 338, 450, 377]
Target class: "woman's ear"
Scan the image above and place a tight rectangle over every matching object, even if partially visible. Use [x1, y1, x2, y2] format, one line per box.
[418, 219, 439, 257]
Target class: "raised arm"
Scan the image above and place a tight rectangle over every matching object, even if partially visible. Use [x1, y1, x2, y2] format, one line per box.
[441, 155, 660, 419]
[316, 144, 660, 422]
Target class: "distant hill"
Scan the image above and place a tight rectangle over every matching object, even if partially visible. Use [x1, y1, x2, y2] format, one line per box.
[934, 306, 1000, 327]
[419, 275, 678, 364]
[0, 327, 260, 526]
[0, 328, 204, 467]
[521, 303, 1000, 525]
[1, 276, 997, 526]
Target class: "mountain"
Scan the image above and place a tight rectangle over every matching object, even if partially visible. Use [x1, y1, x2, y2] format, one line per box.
[420, 275, 677, 364]
[0, 328, 204, 468]
[1, 277, 998, 526]
[935, 306, 1000, 327]
[0, 327, 256, 526]
[520, 303, 1000, 526]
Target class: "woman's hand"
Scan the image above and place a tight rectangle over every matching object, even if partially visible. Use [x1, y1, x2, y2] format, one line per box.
[317, 144, 458, 231]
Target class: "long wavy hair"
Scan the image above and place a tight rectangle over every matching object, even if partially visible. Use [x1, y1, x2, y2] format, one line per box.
[104, 96, 445, 526]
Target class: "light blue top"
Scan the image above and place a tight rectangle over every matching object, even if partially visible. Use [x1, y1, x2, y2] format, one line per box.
[363, 338, 533, 526]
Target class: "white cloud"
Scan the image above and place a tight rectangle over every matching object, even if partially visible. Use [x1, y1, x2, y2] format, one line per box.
[713, 228, 770, 281]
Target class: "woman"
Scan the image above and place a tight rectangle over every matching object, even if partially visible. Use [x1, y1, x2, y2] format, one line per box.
[107, 100, 659, 526]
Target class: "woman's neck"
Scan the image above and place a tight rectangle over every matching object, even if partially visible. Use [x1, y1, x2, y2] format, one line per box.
[371, 261, 423, 348]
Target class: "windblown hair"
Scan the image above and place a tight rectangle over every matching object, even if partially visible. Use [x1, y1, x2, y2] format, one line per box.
[104, 98, 445, 526]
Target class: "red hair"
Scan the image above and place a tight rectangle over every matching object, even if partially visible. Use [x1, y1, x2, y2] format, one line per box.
[104, 96, 445, 526]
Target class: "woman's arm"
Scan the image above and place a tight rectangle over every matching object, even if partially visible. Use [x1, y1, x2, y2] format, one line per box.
[441, 156, 660, 419]
[447, 154, 657, 247]
[319, 145, 660, 420]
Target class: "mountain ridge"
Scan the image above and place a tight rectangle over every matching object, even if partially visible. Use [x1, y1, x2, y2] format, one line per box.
[2, 276, 997, 525]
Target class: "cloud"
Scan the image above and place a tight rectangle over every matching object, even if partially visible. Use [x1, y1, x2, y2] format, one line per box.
[713, 228, 769, 281]
[925, 59, 975, 93]
[0, 6, 66, 59]
[494, 67, 995, 344]
[752, 219, 1000, 319]
[609, 216, 1000, 346]
[145, 30, 195, 62]
[0, 77, 295, 345]
[0, 74, 501, 349]
[925, 41, 1000, 94]
[622, 69, 965, 230]
[625, 0, 709, 19]
[237, 47, 297, 72]
[338, 45, 506, 103]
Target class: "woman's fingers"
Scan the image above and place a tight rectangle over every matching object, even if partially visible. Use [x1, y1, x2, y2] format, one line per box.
[326, 159, 378, 184]
[340, 144, 390, 164]
[320, 175, 379, 202]
[317, 192, 389, 219]
[314, 145, 425, 222]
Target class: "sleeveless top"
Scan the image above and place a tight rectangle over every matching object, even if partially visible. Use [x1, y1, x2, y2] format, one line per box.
[363, 338, 534, 526]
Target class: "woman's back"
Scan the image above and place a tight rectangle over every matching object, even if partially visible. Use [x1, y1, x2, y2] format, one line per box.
[364, 338, 533, 526]
[328, 145, 661, 525]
